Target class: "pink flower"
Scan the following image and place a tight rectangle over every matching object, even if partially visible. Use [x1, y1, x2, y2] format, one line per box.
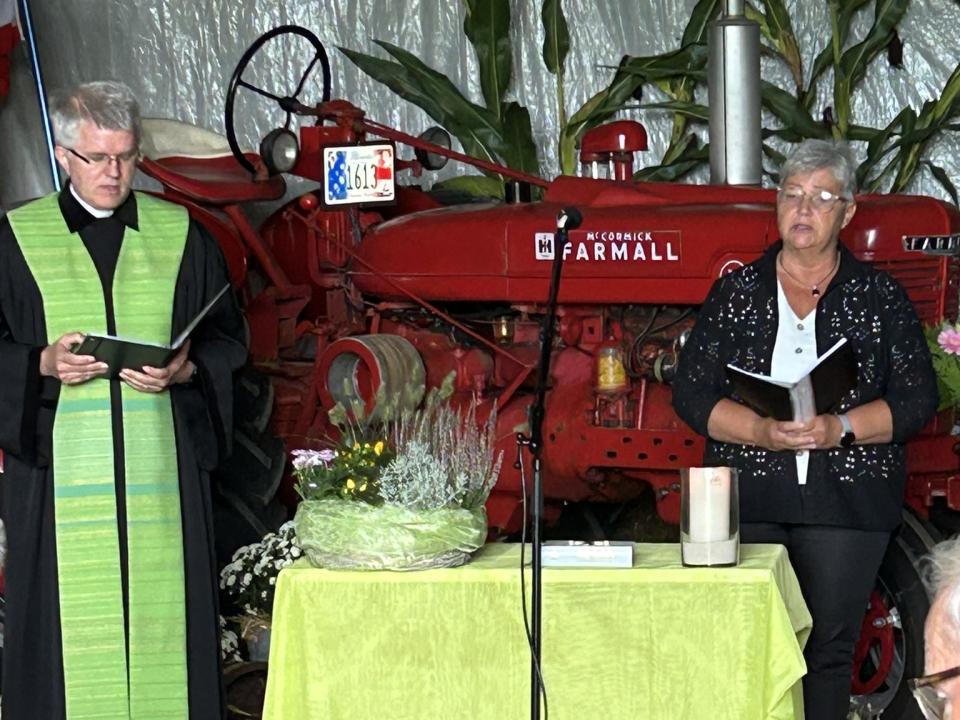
[291, 448, 336, 470]
[939, 326, 960, 355]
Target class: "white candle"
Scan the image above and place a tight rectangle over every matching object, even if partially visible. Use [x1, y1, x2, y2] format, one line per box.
[688, 467, 731, 543]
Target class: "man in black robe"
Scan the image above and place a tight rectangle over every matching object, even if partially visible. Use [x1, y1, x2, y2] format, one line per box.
[0, 81, 246, 718]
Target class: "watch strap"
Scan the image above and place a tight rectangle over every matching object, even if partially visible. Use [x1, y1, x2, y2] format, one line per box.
[837, 413, 855, 447]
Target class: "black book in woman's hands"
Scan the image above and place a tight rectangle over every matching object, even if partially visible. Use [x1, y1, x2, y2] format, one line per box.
[725, 338, 858, 422]
[71, 284, 230, 377]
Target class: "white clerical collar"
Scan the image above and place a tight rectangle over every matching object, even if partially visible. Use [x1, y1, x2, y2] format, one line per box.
[70, 184, 114, 219]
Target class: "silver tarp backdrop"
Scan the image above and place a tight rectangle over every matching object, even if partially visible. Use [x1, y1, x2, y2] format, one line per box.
[1, 0, 959, 207]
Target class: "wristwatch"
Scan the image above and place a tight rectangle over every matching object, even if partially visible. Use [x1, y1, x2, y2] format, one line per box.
[837, 413, 856, 448]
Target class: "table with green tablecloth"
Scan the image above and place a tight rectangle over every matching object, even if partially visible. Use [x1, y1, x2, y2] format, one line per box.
[262, 543, 811, 720]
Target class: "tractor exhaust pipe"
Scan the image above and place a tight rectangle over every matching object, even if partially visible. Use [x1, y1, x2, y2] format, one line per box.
[708, 0, 762, 186]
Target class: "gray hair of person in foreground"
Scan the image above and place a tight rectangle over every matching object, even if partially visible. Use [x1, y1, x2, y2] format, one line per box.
[779, 138, 858, 199]
[922, 535, 960, 637]
[49, 81, 142, 149]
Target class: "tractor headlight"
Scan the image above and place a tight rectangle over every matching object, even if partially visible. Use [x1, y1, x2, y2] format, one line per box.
[260, 128, 300, 174]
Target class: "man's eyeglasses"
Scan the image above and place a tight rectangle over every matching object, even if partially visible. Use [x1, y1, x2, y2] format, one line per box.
[777, 186, 850, 213]
[910, 665, 960, 719]
[65, 146, 140, 167]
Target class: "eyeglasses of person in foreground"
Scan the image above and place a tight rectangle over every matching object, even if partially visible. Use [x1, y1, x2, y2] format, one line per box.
[65, 146, 140, 167]
[911, 665, 960, 719]
[777, 186, 850, 213]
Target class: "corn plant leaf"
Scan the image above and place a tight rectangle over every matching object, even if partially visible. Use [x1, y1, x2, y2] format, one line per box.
[640, 100, 709, 122]
[925, 161, 960, 208]
[542, 0, 571, 166]
[746, 0, 803, 91]
[760, 80, 829, 139]
[359, 41, 512, 169]
[807, 0, 871, 95]
[661, 132, 701, 166]
[670, 0, 720, 128]
[762, 142, 787, 167]
[617, 44, 709, 86]
[681, 0, 722, 46]
[835, 0, 910, 130]
[500, 101, 541, 175]
[558, 67, 642, 175]
[891, 64, 960, 191]
[558, 44, 708, 175]
[634, 137, 708, 182]
[462, 0, 512, 117]
[432, 174, 505, 200]
[541, 0, 570, 76]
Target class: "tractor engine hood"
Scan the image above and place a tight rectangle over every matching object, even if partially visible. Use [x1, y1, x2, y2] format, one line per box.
[348, 176, 960, 305]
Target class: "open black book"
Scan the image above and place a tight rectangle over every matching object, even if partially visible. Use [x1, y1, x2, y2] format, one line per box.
[72, 284, 231, 377]
[725, 338, 858, 422]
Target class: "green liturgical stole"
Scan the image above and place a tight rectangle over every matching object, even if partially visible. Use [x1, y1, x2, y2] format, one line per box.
[9, 192, 190, 718]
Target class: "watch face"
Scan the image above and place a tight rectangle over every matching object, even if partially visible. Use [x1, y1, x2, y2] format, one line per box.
[840, 432, 855, 448]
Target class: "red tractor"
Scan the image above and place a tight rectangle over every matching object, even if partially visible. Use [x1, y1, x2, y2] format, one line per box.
[138, 26, 960, 719]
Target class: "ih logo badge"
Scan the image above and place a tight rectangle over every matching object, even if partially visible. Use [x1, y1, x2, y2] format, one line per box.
[535, 233, 554, 260]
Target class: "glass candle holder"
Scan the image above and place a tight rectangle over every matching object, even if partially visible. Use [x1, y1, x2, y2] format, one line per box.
[680, 466, 739, 567]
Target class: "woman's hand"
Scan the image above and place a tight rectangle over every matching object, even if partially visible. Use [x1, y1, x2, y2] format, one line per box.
[754, 415, 842, 452]
[708, 399, 854, 451]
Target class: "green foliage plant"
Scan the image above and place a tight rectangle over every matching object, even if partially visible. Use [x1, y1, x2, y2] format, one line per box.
[341, 0, 960, 203]
[613, 0, 960, 196]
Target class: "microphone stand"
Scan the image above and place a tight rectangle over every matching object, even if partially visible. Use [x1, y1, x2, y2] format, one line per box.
[519, 207, 581, 720]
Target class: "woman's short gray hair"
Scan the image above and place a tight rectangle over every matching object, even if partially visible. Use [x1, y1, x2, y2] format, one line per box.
[780, 139, 858, 198]
[922, 535, 960, 637]
[50, 81, 141, 149]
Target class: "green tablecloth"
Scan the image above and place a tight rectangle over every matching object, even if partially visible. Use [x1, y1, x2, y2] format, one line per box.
[263, 543, 811, 720]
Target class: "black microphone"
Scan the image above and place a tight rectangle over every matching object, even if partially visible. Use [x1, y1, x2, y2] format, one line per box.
[557, 206, 582, 231]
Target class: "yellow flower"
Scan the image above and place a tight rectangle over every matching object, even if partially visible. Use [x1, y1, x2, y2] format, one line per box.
[363, 442, 371, 449]
[374, 441, 384, 456]
[359, 482, 368, 492]
[346, 478, 356, 490]
[353, 442, 361, 451]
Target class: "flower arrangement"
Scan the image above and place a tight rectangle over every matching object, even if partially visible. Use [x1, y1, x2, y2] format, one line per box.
[291, 377, 503, 570]
[219, 615, 242, 664]
[219, 520, 302, 658]
[926, 320, 960, 411]
[291, 441, 392, 504]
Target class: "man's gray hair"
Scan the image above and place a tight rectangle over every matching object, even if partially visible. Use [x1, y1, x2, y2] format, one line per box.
[50, 81, 141, 148]
[922, 535, 960, 634]
[780, 138, 858, 198]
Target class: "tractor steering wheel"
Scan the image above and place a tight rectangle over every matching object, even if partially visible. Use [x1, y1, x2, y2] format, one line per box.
[224, 25, 331, 175]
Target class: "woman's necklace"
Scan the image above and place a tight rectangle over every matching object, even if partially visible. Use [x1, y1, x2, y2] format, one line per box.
[777, 251, 840, 297]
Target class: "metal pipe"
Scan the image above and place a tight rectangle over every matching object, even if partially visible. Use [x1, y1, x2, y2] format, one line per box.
[708, 0, 762, 185]
[17, 0, 60, 190]
[724, 0, 745, 15]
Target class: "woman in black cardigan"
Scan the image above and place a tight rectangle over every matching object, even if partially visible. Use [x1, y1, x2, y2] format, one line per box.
[672, 139, 937, 719]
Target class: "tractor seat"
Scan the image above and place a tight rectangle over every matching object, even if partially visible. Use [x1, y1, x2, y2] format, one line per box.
[138, 117, 286, 205]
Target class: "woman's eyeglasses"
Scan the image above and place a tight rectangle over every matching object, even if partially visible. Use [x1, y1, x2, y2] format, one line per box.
[910, 665, 960, 719]
[65, 146, 140, 167]
[777, 186, 850, 213]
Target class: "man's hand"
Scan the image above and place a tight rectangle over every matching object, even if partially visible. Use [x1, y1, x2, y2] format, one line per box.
[40, 332, 109, 384]
[119, 341, 193, 393]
